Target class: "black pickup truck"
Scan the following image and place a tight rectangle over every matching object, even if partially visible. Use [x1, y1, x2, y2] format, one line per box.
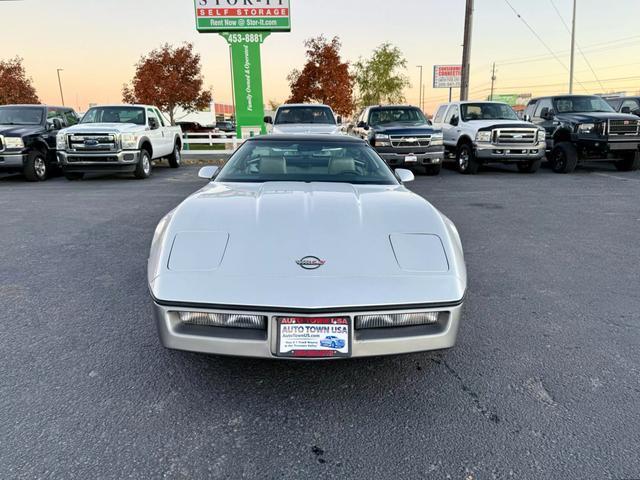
[351, 105, 445, 175]
[524, 95, 640, 173]
[0, 104, 79, 181]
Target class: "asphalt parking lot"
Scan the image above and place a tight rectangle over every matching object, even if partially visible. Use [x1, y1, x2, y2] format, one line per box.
[1, 162, 639, 479]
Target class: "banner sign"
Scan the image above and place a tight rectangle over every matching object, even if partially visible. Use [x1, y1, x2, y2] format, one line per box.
[433, 65, 462, 89]
[195, 0, 291, 32]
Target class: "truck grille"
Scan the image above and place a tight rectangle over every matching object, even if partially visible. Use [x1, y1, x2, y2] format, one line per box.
[67, 134, 118, 152]
[492, 129, 538, 145]
[608, 120, 640, 136]
[390, 135, 432, 148]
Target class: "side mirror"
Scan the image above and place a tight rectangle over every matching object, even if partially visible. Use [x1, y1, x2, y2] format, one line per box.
[148, 118, 159, 130]
[264, 116, 273, 124]
[395, 168, 415, 183]
[357, 121, 367, 129]
[621, 106, 631, 114]
[523, 114, 532, 122]
[198, 166, 219, 180]
[450, 116, 459, 126]
[633, 108, 640, 117]
[336, 115, 343, 125]
[49, 118, 63, 130]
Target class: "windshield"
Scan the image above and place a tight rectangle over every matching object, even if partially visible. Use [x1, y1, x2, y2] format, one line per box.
[275, 107, 336, 125]
[553, 96, 615, 114]
[461, 103, 519, 121]
[369, 108, 427, 126]
[80, 107, 146, 125]
[216, 140, 398, 185]
[0, 107, 43, 125]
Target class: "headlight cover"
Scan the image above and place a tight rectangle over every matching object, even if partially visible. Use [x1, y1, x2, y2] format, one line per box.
[4, 136, 25, 149]
[430, 133, 444, 146]
[374, 133, 391, 147]
[355, 311, 441, 329]
[537, 129, 546, 142]
[56, 133, 66, 150]
[177, 311, 267, 330]
[577, 123, 596, 134]
[475, 131, 492, 143]
[120, 133, 140, 150]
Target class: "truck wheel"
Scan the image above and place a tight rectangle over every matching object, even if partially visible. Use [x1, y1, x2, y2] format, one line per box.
[134, 150, 152, 179]
[424, 164, 442, 176]
[549, 142, 578, 173]
[614, 150, 640, 171]
[457, 143, 479, 174]
[23, 150, 48, 182]
[168, 142, 182, 169]
[64, 172, 84, 181]
[517, 159, 541, 173]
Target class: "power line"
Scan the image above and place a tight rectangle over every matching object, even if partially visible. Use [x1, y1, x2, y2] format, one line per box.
[502, 0, 589, 93]
[550, 0, 604, 90]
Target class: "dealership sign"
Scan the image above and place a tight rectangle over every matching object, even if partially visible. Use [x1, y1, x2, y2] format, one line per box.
[195, 0, 291, 32]
[433, 65, 462, 89]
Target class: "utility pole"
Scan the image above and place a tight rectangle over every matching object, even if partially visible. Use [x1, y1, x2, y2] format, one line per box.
[421, 83, 425, 112]
[460, 0, 474, 100]
[490, 62, 496, 101]
[417, 65, 423, 111]
[56, 68, 65, 106]
[569, 0, 577, 94]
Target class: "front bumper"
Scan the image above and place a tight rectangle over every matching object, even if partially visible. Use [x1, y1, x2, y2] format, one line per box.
[0, 152, 27, 170]
[377, 148, 445, 167]
[152, 301, 463, 359]
[58, 150, 140, 173]
[475, 142, 546, 161]
[570, 136, 640, 157]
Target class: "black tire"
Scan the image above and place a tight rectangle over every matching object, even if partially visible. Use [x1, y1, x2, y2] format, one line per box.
[168, 142, 182, 169]
[517, 158, 541, 173]
[64, 172, 84, 181]
[134, 149, 152, 179]
[549, 142, 578, 173]
[614, 150, 640, 172]
[23, 149, 48, 182]
[456, 143, 479, 174]
[424, 164, 442, 176]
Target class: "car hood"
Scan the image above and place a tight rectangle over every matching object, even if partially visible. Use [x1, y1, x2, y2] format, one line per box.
[272, 124, 342, 135]
[371, 123, 439, 135]
[555, 112, 640, 123]
[465, 119, 535, 130]
[0, 124, 43, 137]
[62, 123, 143, 134]
[148, 182, 466, 309]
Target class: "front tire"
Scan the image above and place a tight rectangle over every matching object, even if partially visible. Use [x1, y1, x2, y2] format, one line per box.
[23, 150, 48, 182]
[424, 164, 442, 176]
[614, 150, 640, 172]
[517, 159, 541, 173]
[168, 142, 182, 169]
[134, 150, 152, 179]
[549, 142, 578, 173]
[457, 143, 479, 174]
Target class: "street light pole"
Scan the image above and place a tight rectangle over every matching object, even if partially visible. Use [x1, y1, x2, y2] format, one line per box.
[569, 0, 577, 94]
[417, 65, 423, 111]
[490, 62, 496, 101]
[460, 0, 474, 101]
[56, 68, 65, 106]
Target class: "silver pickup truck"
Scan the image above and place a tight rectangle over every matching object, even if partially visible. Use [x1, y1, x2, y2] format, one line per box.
[431, 101, 546, 174]
[56, 104, 182, 180]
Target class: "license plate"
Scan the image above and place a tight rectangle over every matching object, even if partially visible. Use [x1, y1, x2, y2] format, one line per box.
[405, 155, 418, 163]
[276, 317, 350, 358]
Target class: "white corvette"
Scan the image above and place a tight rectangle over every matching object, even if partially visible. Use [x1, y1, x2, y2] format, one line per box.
[148, 135, 467, 359]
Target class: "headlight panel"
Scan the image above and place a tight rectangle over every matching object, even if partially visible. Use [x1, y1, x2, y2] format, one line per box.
[374, 133, 391, 147]
[120, 133, 140, 150]
[177, 311, 267, 330]
[537, 129, 546, 142]
[355, 311, 441, 329]
[475, 131, 492, 143]
[577, 123, 596, 134]
[430, 133, 444, 146]
[4, 136, 25, 149]
[56, 133, 66, 150]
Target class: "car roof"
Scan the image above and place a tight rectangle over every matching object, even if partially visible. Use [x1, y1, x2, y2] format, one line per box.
[278, 103, 332, 108]
[0, 104, 54, 109]
[246, 134, 364, 144]
[86, 104, 155, 109]
[530, 94, 600, 101]
[367, 104, 421, 109]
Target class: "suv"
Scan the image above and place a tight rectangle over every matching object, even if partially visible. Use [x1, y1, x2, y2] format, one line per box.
[604, 97, 640, 118]
[524, 95, 640, 173]
[431, 101, 545, 174]
[265, 104, 342, 135]
[351, 105, 444, 175]
[0, 104, 79, 181]
[57, 104, 183, 180]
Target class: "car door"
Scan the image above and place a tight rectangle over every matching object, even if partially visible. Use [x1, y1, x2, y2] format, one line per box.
[441, 105, 459, 147]
[532, 98, 555, 138]
[145, 108, 165, 158]
[44, 107, 66, 150]
[154, 107, 174, 155]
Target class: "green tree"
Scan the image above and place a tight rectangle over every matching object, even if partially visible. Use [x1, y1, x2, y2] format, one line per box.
[353, 43, 410, 107]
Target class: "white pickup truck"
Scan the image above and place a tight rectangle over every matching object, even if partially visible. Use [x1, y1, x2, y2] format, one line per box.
[264, 104, 343, 135]
[56, 104, 182, 180]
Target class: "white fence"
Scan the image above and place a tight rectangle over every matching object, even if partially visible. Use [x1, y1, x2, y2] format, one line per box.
[182, 132, 245, 155]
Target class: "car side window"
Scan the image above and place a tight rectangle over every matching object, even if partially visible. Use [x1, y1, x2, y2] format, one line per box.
[533, 99, 553, 119]
[154, 108, 166, 126]
[47, 108, 66, 127]
[433, 105, 448, 124]
[147, 108, 159, 126]
[444, 105, 459, 125]
[524, 101, 537, 119]
[622, 99, 639, 111]
[64, 110, 78, 126]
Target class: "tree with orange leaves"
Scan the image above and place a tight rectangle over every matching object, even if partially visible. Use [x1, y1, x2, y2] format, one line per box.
[287, 36, 355, 116]
[122, 43, 212, 125]
[0, 57, 39, 105]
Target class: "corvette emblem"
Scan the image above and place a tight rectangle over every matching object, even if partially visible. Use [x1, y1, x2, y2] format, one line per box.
[296, 256, 326, 270]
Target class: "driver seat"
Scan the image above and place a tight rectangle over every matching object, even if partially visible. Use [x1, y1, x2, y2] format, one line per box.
[328, 157, 356, 175]
[259, 156, 287, 175]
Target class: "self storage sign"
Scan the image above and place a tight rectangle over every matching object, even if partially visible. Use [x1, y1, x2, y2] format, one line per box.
[195, 0, 291, 32]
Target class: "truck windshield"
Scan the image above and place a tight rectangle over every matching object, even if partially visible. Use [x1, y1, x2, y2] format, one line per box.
[553, 96, 615, 114]
[275, 107, 336, 125]
[216, 139, 398, 185]
[0, 107, 43, 125]
[81, 107, 146, 125]
[369, 108, 427, 126]
[461, 103, 519, 121]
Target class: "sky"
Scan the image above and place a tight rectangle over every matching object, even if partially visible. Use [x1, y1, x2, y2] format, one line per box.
[1, 0, 639, 114]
